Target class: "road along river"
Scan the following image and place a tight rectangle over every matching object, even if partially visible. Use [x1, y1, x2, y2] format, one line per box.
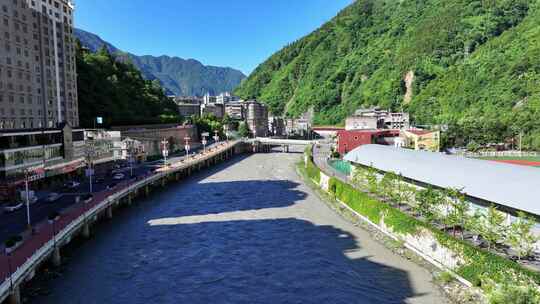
[30, 151, 447, 304]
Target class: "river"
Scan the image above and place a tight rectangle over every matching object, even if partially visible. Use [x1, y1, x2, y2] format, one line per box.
[31, 151, 446, 304]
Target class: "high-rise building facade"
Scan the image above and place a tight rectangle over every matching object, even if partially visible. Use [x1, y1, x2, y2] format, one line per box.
[0, 0, 78, 130]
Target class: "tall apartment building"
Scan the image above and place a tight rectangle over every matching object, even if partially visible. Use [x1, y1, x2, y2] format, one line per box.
[245, 100, 268, 137]
[0, 0, 78, 130]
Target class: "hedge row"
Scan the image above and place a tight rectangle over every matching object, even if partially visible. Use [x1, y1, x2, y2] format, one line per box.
[325, 174, 540, 290]
[304, 147, 321, 184]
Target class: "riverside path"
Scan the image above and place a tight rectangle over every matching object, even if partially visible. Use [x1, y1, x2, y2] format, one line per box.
[29, 148, 446, 304]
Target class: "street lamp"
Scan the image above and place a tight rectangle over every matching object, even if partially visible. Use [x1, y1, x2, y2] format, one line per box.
[213, 130, 220, 145]
[224, 125, 230, 142]
[161, 138, 169, 167]
[184, 136, 191, 160]
[201, 133, 208, 153]
[85, 137, 96, 194]
[24, 168, 32, 230]
[127, 140, 135, 177]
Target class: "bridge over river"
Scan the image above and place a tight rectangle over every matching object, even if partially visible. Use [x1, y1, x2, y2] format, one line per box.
[28, 149, 446, 304]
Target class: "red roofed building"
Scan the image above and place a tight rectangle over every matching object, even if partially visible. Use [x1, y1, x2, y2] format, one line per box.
[336, 130, 399, 155]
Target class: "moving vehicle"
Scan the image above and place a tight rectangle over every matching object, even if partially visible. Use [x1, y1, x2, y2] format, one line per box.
[64, 181, 81, 189]
[112, 173, 125, 180]
[46, 193, 61, 203]
[4, 202, 23, 213]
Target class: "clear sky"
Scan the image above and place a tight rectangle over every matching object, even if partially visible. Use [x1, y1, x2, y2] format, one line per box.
[74, 0, 353, 75]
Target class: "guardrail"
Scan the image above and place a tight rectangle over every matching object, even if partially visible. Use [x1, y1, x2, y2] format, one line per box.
[0, 141, 239, 302]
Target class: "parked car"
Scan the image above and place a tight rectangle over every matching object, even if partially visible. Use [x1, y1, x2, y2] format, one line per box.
[106, 183, 118, 190]
[4, 202, 23, 213]
[64, 181, 80, 189]
[81, 194, 93, 204]
[112, 173, 125, 180]
[46, 193, 61, 203]
[93, 177, 105, 184]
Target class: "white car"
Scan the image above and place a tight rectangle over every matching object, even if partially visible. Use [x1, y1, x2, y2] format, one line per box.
[46, 193, 62, 203]
[112, 173, 125, 180]
[4, 202, 23, 213]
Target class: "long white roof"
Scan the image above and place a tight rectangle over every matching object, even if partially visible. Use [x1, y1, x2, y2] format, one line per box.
[344, 145, 540, 216]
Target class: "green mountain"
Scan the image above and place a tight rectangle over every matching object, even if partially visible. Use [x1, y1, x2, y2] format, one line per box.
[75, 28, 246, 96]
[235, 0, 540, 149]
[76, 44, 181, 128]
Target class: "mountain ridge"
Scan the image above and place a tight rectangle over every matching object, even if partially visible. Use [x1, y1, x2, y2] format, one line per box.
[234, 0, 540, 149]
[75, 28, 246, 96]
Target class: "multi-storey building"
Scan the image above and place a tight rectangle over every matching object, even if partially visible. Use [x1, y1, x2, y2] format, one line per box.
[345, 107, 410, 131]
[245, 100, 268, 137]
[0, 0, 78, 130]
[216, 92, 239, 104]
[224, 102, 244, 120]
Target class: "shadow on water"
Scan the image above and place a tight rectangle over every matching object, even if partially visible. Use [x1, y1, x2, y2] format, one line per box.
[29, 164, 428, 304]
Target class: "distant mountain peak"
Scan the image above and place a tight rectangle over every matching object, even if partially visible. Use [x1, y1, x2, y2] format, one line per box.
[75, 28, 246, 96]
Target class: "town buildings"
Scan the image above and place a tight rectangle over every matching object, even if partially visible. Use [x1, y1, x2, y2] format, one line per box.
[345, 107, 409, 131]
[224, 102, 244, 120]
[398, 129, 441, 152]
[336, 129, 399, 155]
[200, 103, 224, 119]
[245, 100, 268, 137]
[174, 96, 202, 119]
[216, 92, 238, 104]
[111, 124, 198, 158]
[0, 124, 86, 198]
[0, 0, 78, 130]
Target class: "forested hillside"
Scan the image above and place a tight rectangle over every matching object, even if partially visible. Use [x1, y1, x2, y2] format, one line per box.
[235, 0, 540, 149]
[76, 43, 181, 127]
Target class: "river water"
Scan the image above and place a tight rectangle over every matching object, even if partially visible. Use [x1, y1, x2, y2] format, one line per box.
[31, 151, 446, 304]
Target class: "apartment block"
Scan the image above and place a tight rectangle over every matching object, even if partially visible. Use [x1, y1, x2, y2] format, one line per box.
[0, 0, 78, 130]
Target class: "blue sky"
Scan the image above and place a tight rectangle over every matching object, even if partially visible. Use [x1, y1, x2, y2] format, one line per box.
[75, 0, 353, 75]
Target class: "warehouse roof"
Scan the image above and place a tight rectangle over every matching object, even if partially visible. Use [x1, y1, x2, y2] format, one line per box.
[344, 145, 540, 216]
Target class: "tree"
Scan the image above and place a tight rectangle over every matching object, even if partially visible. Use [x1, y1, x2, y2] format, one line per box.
[445, 188, 470, 239]
[506, 211, 539, 260]
[365, 166, 379, 195]
[414, 187, 443, 223]
[238, 122, 251, 138]
[482, 206, 507, 250]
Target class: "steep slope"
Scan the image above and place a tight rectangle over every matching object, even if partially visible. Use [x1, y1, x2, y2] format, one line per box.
[75, 28, 246, 96]
[235, 0, 540, 147]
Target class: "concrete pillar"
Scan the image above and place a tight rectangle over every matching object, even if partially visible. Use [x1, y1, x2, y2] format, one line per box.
[7, 285, 21, 304]
[52, 246, 61, 267]
[106, 206, 113, 219]
[187, 167, 191, 176]
[145, 185, 150, 197]
[127, 193, 132, 206]
[161, 178, 166, 187]
[176, 173, 180, 181]
[82, 222, 90, 238]
[286, 145, 289, 153]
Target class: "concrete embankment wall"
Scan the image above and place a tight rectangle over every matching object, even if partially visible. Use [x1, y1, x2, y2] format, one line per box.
[313, 166, 470, 286]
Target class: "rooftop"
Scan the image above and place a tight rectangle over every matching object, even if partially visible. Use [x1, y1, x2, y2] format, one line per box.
[344, 144, 540, 216]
